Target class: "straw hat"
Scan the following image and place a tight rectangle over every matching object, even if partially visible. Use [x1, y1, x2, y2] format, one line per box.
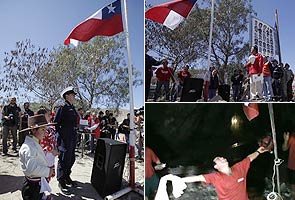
[19, 114, 56, 133]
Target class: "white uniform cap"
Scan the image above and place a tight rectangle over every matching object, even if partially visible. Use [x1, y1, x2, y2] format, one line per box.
[60, 86, 77, 98]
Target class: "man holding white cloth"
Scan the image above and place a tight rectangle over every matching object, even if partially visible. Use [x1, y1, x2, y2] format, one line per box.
[246, 45, 264, 100]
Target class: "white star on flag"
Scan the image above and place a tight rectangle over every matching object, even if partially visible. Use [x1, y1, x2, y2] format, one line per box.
[107, 4, 116, 13]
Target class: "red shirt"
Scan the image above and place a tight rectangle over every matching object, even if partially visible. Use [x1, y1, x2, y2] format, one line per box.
[88, 116, 101, 139]
[288, 133, 295, 170]
[156, 66, 173, 82]
[177, 70, 191, 84]
[203, 158, 251, 200]
[246, 53, 263, 75]
[262, 62, 271, 77]
[145, 147, 160, 178]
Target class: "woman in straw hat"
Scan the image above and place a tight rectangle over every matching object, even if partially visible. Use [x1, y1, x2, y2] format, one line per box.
[19, 114, 56, 200]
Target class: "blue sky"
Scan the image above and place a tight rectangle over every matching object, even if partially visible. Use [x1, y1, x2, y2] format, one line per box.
[146, 0, 295, 71]
[0, 0, 144, 109]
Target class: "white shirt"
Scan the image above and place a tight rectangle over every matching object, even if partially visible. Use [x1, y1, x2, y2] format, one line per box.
[19, 136, 50, 178]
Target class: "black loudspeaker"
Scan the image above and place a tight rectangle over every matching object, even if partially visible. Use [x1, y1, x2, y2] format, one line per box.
[218, 84, 230, 102]
[180, 78, 204, 102]
[91, 138, 127, 197]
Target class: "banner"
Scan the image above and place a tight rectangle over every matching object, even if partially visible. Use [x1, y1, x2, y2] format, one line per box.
[250, 17, 277, 58]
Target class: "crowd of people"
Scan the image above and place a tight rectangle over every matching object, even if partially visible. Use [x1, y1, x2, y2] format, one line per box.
[145, 45, 294, 102]
[1, 87, 144, 199]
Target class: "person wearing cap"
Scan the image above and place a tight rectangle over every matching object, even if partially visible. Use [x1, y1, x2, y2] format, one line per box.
[245, 45, 264, 100]
[19, 114, 55, 200]
[153, 59, 174, 102]
[181, 146, 269, 200]
[54, 86, 79, 192]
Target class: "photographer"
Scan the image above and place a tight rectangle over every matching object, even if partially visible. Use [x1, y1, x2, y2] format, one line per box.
[1, 97, 21, 156]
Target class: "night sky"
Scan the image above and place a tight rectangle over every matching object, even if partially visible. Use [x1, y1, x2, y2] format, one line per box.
[146, 103, 294, 194]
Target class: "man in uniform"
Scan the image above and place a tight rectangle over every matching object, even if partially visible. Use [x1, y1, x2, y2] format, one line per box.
[54, 86, 79, 192]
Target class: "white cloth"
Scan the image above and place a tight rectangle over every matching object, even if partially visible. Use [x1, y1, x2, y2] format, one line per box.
[155, 174, 187, 200]
[249, 55, 256, 64]
[19, 136, 50, 178]
[249, 74, 263, 99]
[40, 177, 52, 193]
[44, 151, 55, 167]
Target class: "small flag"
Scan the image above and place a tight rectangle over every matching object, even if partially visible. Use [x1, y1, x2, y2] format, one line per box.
[64, 0, 123, 45]
[145, 0, 197, 30]
[243, 103, 259, 121]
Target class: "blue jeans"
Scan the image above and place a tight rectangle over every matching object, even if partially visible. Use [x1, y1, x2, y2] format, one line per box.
[232, 85, 241, 101]
[263, 76, 273, 100]
[209, 89, 217, 99]
[2, 125, 17, 154]
[154, 81, 170, 101]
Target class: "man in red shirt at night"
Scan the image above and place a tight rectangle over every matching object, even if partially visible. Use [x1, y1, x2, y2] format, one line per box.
[182, 146, 268, 200]
[153, 59, 174, 101]
[145, 147, 163, 199]
[246, 45, 264, 100]
[282, 132, 295, 199]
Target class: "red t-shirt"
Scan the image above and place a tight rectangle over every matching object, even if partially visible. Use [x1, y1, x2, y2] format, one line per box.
[177, 70, 191, 84]
[156, 66, 173, 82]
[145, 147, 160, 178]
[288, 134, 295, 170]
[246, 53, 263, 75]
[203, 157, 251, 200]
[262, 62, 271, 77]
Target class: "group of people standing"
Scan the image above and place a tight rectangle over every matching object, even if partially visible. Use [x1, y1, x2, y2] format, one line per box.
[145, 45, 294, 102]
[1, 86, 144, 199]
[245, 45, 294, 102]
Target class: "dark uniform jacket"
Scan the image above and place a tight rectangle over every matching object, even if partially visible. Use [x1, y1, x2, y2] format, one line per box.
[54, 101, 78, 148]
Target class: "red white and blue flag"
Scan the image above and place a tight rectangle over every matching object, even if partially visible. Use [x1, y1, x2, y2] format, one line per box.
[145, 0, 197, 30]
[243, 103, 259, 121]
[64, 0, 123, 45]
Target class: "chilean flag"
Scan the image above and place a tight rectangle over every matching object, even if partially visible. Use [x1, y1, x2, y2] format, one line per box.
[145, 0, 197, 30]
[64, 0, 123, 45]
[243, 103, 259, 121]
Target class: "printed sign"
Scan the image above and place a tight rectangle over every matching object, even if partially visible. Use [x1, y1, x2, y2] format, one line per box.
[250, 17, 277, 58]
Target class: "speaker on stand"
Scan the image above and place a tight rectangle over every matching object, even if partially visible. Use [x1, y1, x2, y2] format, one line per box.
[180, 78, 204, 102]
[91, 138, 127, 197]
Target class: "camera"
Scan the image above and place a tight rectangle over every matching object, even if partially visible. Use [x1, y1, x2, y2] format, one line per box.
[8, 114, 14, 120]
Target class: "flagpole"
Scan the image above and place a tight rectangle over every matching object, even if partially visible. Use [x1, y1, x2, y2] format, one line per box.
[204, 0, 214, 101]
[268, 103, 281, 195]
[275, 9, 282, 63]
[122, 0, 136, 188]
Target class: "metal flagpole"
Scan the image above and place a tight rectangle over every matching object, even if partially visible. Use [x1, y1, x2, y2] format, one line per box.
[268, 103, 281, 195]
[204, 0, 214, 101]
[122, 0, 136, 189]
[207, 0, 214, 68]
[105, 0, 141, 199]
[275, 9, 282, 64]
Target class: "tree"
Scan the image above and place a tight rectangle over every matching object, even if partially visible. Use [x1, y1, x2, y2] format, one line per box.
[56, 36, 142, 110]
[0, 39, 62, 108]
[145, 6, 208, 70]
[145, 0, 254, 82]
[210, 0, 254, 82]
[1, 37, 142, 110]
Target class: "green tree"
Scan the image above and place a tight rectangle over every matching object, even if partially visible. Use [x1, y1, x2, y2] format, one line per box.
[145, 0, 254, 82]
[1, 37, 142, 110]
